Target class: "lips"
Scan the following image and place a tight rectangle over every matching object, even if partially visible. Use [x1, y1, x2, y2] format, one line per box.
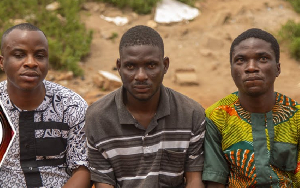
[20, 71, 39, 81]
[244, 76, 262, 82]
[133, 85, 150, 93]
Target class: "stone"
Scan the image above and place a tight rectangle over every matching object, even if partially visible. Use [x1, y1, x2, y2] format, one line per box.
[174, 67, 199, 85]
[46, 2, 61, 11]
[93, 70, 122, 91]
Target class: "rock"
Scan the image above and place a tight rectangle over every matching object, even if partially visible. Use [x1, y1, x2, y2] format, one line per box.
[93, 70, 122, 91]
[213, 11, 231, 26]
[173, 67, 199, 86]
[84, 90, 106, 105]
[46, 2, 61, 11]
[147, 20, 157, 28]
[56, 14, 67, 24]
[199, 49, 213, 57]
[9, 19, 26, 25]
[57, 71, 74, 81]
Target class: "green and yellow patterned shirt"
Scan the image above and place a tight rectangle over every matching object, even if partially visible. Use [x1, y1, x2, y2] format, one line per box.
[203, 92, 300, 188]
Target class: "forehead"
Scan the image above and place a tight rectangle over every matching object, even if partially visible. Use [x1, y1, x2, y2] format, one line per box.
[2, 29, 48, 51]
[233, 38, 273, 55]
[120, 45, 162, 60]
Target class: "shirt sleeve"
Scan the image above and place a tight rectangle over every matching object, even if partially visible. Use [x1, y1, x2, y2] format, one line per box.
[202, 117, 229, 184]
[66, 100, 89, 171]
[293, 144, 300, 187]
[85, 104, 117, 186]
[184, 109, 206, 172]
[292, 109, 300, 187]
[87, 141, 117, 186]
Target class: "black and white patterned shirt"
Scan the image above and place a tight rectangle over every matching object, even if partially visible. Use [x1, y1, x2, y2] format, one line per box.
[0, 80, 88, 188]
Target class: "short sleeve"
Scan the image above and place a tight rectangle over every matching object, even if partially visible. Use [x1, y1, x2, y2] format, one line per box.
[184, 108, 206, 172]
[202, 117, 229, 184]
[66, 98, 89, 171]
[85, 105, 117, 186]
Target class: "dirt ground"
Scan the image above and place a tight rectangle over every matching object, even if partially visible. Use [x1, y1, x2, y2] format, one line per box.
[7, 0, 300, 109]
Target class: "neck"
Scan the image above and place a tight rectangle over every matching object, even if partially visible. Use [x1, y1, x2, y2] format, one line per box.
[7, 83, 46, 111]
[125, 89, 160, 114]
[238, 90, 276, 113]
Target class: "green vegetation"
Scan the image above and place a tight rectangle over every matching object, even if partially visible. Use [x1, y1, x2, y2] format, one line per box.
[279, 0, 300, 61]
[0, 0, 93, 76]
[287, 0, 300, 13]
[0, 0, 198, 75]
[92, 0, 198, 14]
[279, 20, 300, 61]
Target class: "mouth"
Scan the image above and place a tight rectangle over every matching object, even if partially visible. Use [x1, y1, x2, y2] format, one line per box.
[133, 85, 150, 93]
[244, 76, 263, 82]
[20, 71, 39, 81]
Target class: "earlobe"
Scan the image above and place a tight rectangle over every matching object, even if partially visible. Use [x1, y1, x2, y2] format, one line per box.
[276, 63, 281, 77]
[163, 57, 170, 74]
[116, 58, 121, 74]
[0, 55, 4, 71]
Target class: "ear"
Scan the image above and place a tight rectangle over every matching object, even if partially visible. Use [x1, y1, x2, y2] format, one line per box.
[163, 57, 169, 74]
[276, 62, 281, 77]
[116, 58, 121, 75]
[0, 55, 4, 72]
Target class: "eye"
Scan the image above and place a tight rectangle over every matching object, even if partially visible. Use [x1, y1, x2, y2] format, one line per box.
[235, 58, 245, 64]
[125, 63, 134, 70]
[148, 63, 156, 69]
[259, 56, 268, 62]
[14, 53, 25, 59]
[35, 54, 46, 60]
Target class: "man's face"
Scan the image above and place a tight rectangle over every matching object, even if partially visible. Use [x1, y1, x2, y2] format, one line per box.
[0, 29, 49, 93]
[231, 37, 280, 97]
[117, 45, 169, 101]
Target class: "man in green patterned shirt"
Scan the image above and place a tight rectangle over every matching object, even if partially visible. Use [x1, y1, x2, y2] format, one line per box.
[202, 28, 300, 187]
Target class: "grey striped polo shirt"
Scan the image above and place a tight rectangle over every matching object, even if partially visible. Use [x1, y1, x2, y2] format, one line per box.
[86, 85, 206, 188]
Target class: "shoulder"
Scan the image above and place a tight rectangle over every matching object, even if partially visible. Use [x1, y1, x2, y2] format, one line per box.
[275, 92, 300, 118]
[44, 80, 87, 106]
[205, 92, 239, 118]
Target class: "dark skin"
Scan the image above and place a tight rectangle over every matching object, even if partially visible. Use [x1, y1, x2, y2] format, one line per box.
[231, 37, 280, 113]
[0, 29, 90, 188]
[206, 37, 280, 187]
[95, 45, 205, 188]
[117, 45, 169, 128]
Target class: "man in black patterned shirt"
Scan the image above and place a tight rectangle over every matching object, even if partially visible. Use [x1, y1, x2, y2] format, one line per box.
[0, 23, 90, 187]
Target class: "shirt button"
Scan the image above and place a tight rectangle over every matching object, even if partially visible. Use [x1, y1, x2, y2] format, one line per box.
[29, 167, 33, 171]
[25, 144, 30, 149]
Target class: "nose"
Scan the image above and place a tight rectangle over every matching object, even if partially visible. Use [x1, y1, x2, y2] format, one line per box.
[245, 59, 259, 73]
[134, 67, 148, 81]
[23, 55, 38, 68]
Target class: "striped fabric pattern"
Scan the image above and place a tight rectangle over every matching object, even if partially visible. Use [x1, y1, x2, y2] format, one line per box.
[86, 86, 206, 188]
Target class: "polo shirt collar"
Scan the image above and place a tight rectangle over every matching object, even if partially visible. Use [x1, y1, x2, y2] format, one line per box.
[115, 85, 171, 125]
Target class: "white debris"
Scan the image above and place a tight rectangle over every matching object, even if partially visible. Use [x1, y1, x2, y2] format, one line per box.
[100, 15, 128, 26]
[154, 0, 200, 23]
[46, 2, 61, 11]
[98, 70, 121, 83]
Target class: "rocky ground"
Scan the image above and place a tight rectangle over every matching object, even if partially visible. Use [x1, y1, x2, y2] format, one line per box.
[3, 0, 300, 108]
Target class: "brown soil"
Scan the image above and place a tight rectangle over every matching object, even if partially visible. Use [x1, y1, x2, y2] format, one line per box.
[6, 0, 300, 108]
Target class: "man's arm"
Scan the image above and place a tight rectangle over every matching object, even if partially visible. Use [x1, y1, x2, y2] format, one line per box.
[185, 171, 205, 188]
[206, 181, 225, 188]
[63, 166, 91, 188]
[95, 183, 114, 188]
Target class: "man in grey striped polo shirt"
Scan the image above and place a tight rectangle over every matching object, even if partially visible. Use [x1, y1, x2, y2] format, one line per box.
[86, 25, 206, 188]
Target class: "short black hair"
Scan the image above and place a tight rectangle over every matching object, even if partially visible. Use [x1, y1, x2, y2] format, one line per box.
[119, 25, 164, 57]
[1, 23, 46, 52]
[230, 28, 280, 64]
